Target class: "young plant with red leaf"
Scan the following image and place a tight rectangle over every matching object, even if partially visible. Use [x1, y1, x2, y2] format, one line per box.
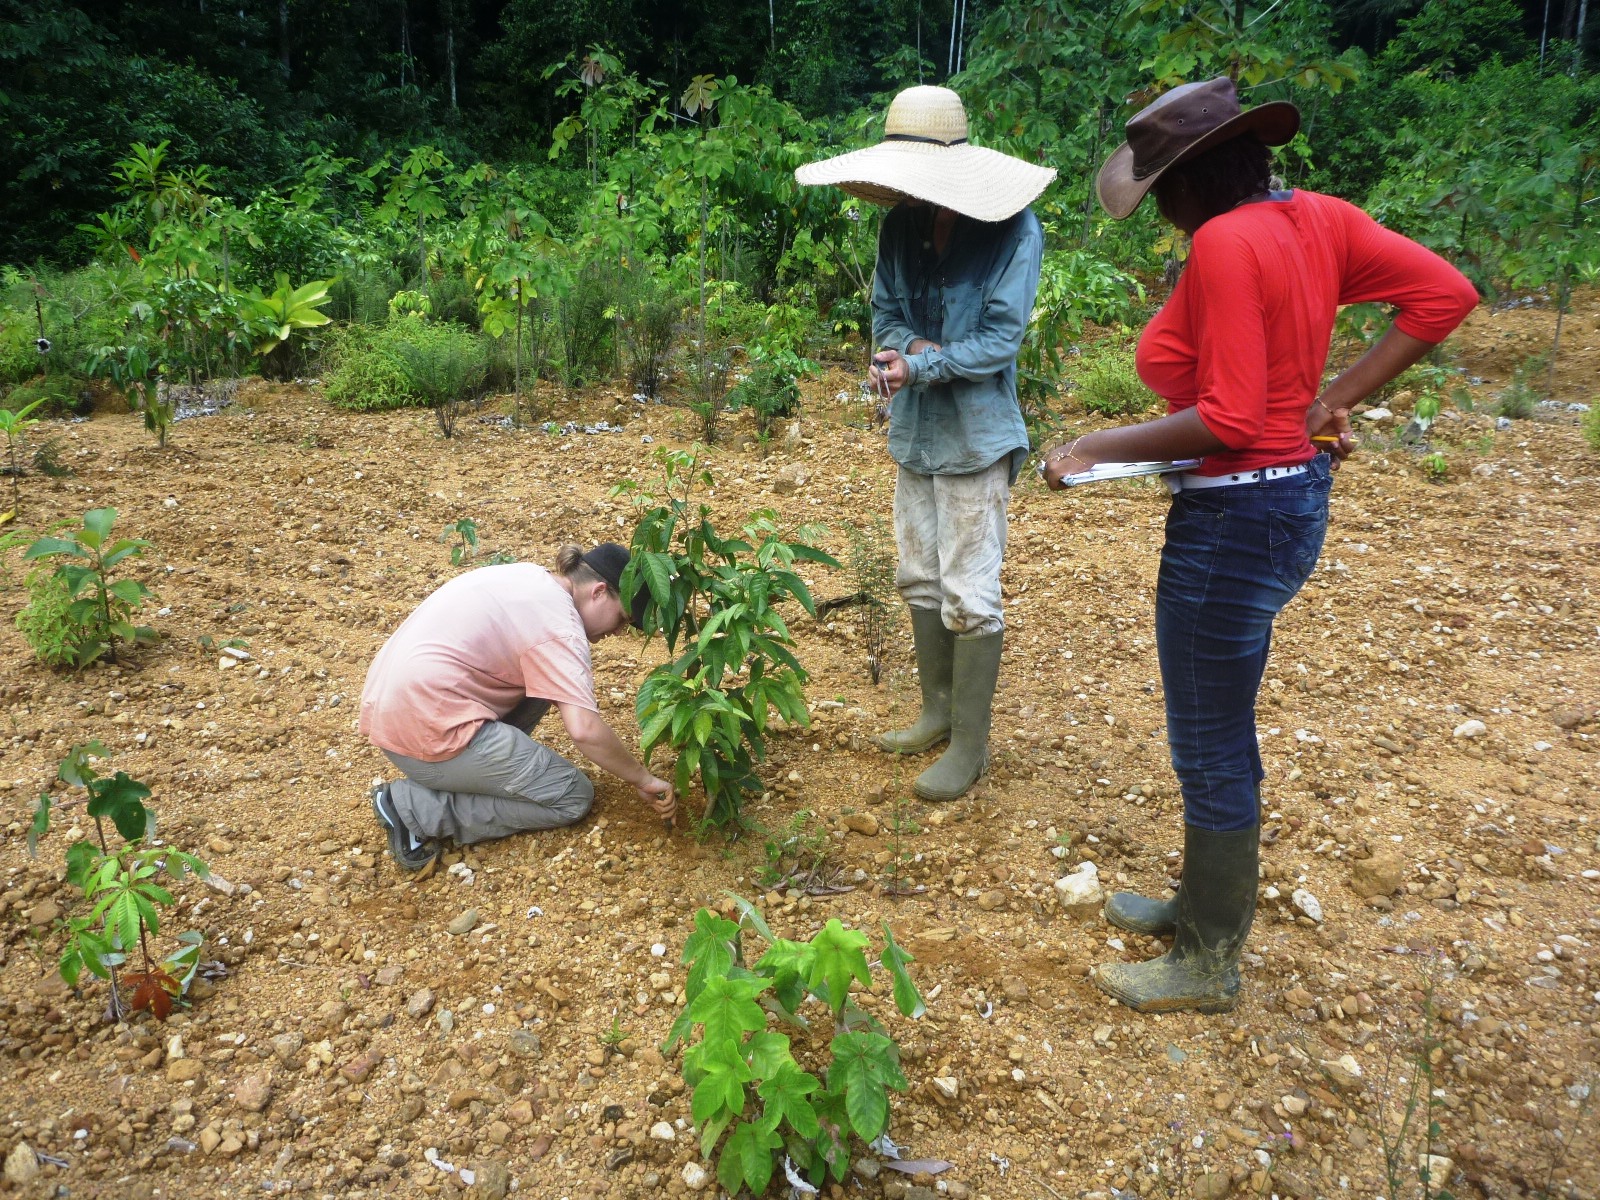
[31, 743, 208, 1021]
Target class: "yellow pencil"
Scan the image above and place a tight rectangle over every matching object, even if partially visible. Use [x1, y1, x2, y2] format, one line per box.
[1310, 435, 1355, 446]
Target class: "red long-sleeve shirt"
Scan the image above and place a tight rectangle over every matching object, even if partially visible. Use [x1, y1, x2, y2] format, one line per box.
[1137, 190, 1478, 475]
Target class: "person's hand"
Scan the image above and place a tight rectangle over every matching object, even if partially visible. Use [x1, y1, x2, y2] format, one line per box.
[1040, 437, 1097, 490]
[637, 776, 675, 821]
[867, 350, 911, 400]
[1306, 396, 1355, 470]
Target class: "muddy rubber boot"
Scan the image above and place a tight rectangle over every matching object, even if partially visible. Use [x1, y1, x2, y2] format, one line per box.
[1093, 823, 1259, 1014]
[1106, 784, 1262, 935]
[1104, 890, 1179, 935]
[873, 607, 954, 754]
[912, 631, 1002, 801]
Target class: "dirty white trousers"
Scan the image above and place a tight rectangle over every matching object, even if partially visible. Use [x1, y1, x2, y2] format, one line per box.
[892, 459, 1010, 636]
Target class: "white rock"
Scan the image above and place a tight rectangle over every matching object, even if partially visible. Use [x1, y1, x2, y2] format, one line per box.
[1453, 719, 1488, 739]
[4, 1143, 39, 1185]
[682, 1161, 711, 1191]
[930, 1076, 960, 1101]
[1419, 1154, 1453, 1183]
[1321, 1054, 1363, 1088]
[1291, 889, 1324, 923]
[1054, 861, 1104, 907]
[649, 1122, 675, 1142]
[1359, 407, 1394, 424]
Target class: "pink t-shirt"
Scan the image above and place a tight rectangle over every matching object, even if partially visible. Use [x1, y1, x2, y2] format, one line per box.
[360, 564, 597, 762]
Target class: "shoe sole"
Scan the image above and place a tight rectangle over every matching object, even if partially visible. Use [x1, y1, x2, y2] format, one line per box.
[1092, 966, 1239, 1014]
[372, 786, 437, 872]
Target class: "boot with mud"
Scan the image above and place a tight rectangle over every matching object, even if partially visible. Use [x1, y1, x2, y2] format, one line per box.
[1103, 785, 1263, 935]
[1093, 823, 1259, 1013]
[873, 607, 954, 754]
[912, 630, 1002, 801]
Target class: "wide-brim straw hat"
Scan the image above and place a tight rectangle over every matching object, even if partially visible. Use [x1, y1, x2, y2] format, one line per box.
[1097, 77, 1300, 220]
[796, 85, 1056, 223]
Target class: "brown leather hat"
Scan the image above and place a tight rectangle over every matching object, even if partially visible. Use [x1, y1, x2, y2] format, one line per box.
[1097, 77, 1300, 220]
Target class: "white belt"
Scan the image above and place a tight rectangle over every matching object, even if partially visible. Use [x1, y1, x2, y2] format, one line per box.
[1167, 463, 1310, 493]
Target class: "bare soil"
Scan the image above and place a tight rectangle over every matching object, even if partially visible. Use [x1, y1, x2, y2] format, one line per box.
[1, 292, 1597, 1200]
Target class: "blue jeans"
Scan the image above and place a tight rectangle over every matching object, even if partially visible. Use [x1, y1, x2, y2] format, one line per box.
[1156, 456, 1332, 832]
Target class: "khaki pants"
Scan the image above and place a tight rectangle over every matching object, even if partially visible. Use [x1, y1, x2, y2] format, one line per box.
[383, 712, 593, 845]
[893, 459, 1011, 636]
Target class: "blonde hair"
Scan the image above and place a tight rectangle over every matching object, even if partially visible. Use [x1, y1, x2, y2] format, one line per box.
[555, 544, 607, 590]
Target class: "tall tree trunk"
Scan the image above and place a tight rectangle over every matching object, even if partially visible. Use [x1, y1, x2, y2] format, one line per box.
[446, 0, 458, 110]
[399, 0, 411, 87]
[1576, 0, 1590, 73]
[947, 0, 958, 75]
[278, 0, 290, 81]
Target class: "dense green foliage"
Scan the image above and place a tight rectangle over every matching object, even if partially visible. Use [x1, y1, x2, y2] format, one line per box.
[619, 450, 839, 831]
[1, 3, 1595, 426]
[666, 900, 924, 1193]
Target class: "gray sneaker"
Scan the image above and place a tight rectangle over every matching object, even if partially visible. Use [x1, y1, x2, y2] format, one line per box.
[371, 783, 438, 872]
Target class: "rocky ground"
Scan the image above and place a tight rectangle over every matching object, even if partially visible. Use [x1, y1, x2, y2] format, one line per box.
[0, 293, 1596, 1200]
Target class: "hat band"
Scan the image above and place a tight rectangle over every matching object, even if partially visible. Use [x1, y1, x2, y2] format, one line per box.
[883, 133, 969, 147]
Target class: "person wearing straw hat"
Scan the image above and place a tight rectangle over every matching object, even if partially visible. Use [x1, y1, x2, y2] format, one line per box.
[797, 85, 1055, 802]
[1041, 77, 1476, 1013]
[361, 543, 674, 871]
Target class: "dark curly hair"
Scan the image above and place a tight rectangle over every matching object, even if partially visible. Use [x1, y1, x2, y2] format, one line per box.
[1153, 134, 1274, 225]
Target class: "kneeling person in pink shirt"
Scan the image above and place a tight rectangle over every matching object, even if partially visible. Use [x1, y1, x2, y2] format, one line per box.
[360, 543, 674, 870]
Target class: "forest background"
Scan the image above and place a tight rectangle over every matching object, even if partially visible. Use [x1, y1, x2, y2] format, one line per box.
[0, 0, 1596, 440]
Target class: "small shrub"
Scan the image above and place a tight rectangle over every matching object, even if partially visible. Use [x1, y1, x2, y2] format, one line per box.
[3, 374, 93, 419]
[1074, 343, 1155, 416]
[618, 449, 839, 831]
[555, 262, 617, 389]
[1421, 450, 1449, 481]
[322, 323, 414, 412]
[843, 516, 898, 685]
[1583, 403, 1600, 451]
[324, 317, 486, 419]
[619, 277, 682, 400]
[1497, 355, 1546, 420]
[29, 742, 208, 1022]
[667, 901, 923, 1194]
[21, 507, 156, 666]
[726, 347, 814, 439]
[16, 567, 92, 667]
[394, 323, 488, 437]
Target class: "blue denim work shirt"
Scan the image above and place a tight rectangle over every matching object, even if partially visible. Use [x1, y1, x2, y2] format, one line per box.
[872, 204, 1043, 484]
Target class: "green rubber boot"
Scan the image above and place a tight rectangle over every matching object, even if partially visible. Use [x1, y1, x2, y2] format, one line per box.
[873, 607, 954, 754]
[1104, 890, 1178, 935]
[1104, 785, 1263, 936]
[1093, 823, 1259, 1014]
[912, 631, 1002, 802]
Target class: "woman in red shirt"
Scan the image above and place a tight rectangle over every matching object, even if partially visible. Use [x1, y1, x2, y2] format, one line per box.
[1043, 78, 1476, 1014]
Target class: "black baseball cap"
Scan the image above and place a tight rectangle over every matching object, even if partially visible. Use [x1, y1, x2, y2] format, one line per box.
[581, 543, 649, 629]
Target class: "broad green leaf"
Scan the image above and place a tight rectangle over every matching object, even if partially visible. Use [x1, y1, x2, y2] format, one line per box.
[687, 973, 768, 1048]
[682, 908, 740, 1002]
[757, 1059, 821, 1139]
[22, 536, 81, 560]
[691, 1052, 752, 1124]
[806, 919, 871, 1014]
[742, 1029, 793, 1079]
[716, 1119, 780, 1194]
[83, 507, 117, 541]
[826, 1031, 904, 1142]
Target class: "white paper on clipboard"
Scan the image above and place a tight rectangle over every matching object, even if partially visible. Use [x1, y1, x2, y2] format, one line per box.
[1038, 458, 1202, 486]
